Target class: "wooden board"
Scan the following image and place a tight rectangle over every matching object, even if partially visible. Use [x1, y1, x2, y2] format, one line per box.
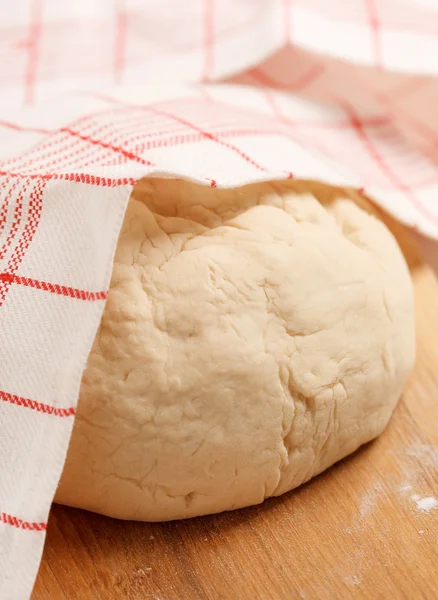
[32, 234, 438, 600]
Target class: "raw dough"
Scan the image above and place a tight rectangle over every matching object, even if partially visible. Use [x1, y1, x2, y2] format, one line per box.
[55, 179, 415, 521]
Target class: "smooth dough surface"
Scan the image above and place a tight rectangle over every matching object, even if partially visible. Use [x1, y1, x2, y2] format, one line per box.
[55, 179, 415, 521]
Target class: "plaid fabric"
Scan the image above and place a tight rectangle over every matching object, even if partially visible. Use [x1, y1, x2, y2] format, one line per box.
[1, 1, 437, 598]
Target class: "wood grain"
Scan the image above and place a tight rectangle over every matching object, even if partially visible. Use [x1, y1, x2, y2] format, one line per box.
[33, 233, 438, 600]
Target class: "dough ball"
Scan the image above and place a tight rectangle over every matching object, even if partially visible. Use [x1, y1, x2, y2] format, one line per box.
[55, 179, 415, 521]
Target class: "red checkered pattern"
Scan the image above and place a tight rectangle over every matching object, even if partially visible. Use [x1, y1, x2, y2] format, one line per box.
[1, 1, 438, 598]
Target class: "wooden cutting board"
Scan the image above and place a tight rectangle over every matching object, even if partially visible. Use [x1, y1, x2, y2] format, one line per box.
[32, 230, 438, 600]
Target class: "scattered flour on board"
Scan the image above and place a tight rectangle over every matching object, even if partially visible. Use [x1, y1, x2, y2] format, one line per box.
[404, 443, 438, 467]
[343, 575, 361, 587]
[359, 494, 375, 519]
[399, 484, 413, 496]
[411, 495, 438, 513]
[357, 443, 438, 521]
[358, 482, 386, 519]
[341, 443, 437, 587]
